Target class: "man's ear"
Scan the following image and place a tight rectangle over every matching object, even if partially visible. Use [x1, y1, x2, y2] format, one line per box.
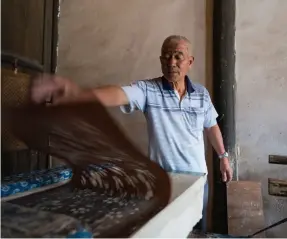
[189, 56, 195, 66]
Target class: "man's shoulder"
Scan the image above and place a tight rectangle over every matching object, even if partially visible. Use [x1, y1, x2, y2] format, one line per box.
[128, 77, 162, 89]
[130, 77, 161, 85]
[190, 81, 211, 96]
[189, 81, 213, 105]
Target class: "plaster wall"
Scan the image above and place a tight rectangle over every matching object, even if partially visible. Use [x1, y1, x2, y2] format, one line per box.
[235, 0, 287, 237]
[57, 0, 208, 154]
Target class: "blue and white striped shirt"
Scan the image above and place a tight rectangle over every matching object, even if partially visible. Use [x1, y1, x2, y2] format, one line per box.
[121, 76, 218, 174]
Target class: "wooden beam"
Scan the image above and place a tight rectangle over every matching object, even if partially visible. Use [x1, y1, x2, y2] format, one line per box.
[43, 0, 59, 73]
[268, 178, 287, 197]
[212, 0, 236, 234]
[205, 0, 214, 231]
[269, 155, 287, 165]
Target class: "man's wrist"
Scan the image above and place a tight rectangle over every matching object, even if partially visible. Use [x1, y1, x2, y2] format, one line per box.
[218, 151, 229, 159]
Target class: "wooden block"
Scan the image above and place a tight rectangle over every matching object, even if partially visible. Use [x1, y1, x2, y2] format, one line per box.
[268, 178, 287, 197]
[269, 155, 287, 165]
[227, 181, 265, 237]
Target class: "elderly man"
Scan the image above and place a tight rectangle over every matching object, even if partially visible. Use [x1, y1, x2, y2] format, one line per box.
[32, 35, 232, 232]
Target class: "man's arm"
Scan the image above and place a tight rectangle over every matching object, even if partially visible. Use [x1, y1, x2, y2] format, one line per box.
[31, 75, 130, 107]
[205, 124, 233, 182]
[203, 87, 232, 182]
[204, 124, 225, 156]
[94, 86, 129, 106]
[66, 86, 129, 107]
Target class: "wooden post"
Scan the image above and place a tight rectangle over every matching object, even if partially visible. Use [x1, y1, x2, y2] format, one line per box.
[212, 0, 236, 234]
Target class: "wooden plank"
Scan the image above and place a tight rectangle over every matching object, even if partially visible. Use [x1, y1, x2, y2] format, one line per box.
[268, 178, 287, 197]
[269, 155, 287, 165]
[227, 181, 265, 237]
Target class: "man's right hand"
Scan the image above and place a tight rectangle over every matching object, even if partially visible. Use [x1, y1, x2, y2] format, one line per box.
[31, 74, 81, 105]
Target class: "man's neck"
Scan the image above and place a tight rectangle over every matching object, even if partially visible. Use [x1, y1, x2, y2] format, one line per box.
[171, 78, 186, 96]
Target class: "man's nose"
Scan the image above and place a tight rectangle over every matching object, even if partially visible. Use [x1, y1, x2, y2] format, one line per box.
[167, 56, 177, 66]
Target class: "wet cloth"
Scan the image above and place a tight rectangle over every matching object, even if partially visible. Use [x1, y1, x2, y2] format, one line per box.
[2, 102, 172, 237]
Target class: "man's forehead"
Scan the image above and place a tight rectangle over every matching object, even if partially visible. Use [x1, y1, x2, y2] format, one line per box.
[162, 40, 189, 53]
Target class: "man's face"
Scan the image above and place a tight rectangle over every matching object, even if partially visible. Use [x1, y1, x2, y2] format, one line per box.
[160, 40, 194, 82]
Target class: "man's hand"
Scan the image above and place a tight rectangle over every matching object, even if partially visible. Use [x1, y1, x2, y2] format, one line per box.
[31, 74, 80, 104]
[220, 157, 233, 182]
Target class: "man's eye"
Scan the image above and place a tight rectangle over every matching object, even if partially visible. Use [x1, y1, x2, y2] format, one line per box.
[175, 54, 184, 60]
[161, 54, 184, 61]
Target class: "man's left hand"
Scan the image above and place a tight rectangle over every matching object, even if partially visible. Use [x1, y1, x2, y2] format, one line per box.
[220, 158, 233, 182]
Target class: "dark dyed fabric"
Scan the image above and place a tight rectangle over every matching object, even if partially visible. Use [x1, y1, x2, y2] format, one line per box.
[7, 182, 163, 237]
[2, 102, 171, 237]
[1, 202, 86, 238]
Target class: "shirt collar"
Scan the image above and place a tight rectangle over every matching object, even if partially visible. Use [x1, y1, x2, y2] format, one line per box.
[161, 75, 195, 94]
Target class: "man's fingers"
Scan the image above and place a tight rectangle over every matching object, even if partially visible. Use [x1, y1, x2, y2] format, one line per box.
[31, 75, 59, 103]
[222, 171, 227, 182]
[227, 168, 233, 182]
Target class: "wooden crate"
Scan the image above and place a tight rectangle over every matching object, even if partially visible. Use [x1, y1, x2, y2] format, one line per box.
[227, 181, 265, 237]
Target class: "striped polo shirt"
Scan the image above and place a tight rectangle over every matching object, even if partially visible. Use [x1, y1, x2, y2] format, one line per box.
[120, 76, 218, 174]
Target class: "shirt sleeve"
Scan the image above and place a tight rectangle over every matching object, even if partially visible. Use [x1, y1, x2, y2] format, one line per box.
[204, 89, 219, 128]
[120, 80, 147, 114]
